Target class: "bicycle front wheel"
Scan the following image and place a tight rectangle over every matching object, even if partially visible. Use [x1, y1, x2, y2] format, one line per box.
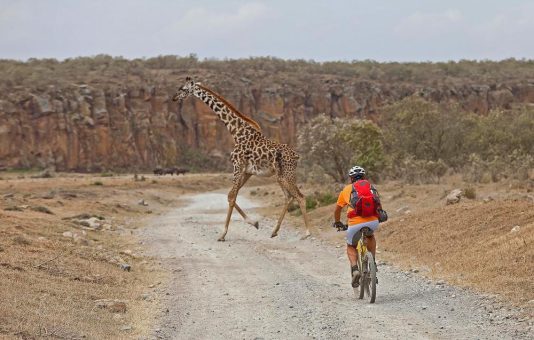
[366, 252, 377, 303]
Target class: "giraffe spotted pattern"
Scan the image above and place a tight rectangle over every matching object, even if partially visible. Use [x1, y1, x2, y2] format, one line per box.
[173, 77, 311, 241]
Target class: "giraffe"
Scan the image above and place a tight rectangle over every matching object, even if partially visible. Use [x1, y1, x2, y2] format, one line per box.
[172, 77, 312, 241]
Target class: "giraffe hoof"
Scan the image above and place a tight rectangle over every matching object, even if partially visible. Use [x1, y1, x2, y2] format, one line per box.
[217, 237, 226, 242]
[300, 233, 311, 240]
[253, 221, 259, 229]
[271, 232, 278, 238]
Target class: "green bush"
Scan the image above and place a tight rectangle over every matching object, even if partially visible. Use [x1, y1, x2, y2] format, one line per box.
[382, 98, 533, 184]
[305, 196, 317, 210]
[317, 192, 337, 206]
[298, 114, 385, 182]
[178, 145, 230, 172]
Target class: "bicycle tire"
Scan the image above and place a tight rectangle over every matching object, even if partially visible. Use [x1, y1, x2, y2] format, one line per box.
[367, 252, 377, 303]
[358, 256, 367, 299]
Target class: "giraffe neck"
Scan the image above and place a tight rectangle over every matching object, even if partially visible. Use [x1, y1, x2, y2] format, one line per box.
[193, 85, 261, 140]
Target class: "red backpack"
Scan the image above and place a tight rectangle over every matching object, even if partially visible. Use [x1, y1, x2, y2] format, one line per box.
[347, 180, 378, 218]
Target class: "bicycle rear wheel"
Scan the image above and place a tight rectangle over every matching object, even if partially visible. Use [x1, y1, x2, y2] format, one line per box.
[367, 252, 377, 303]
[358, 256, 367, 300]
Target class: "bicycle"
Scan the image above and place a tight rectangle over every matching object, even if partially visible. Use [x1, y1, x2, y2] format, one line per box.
[334, 223, 378, 303]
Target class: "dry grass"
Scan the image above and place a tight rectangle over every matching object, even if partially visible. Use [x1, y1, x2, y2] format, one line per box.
[0, 172, 233, 339]
[379, 200, 534, 306]
[4, 171, 529, 337]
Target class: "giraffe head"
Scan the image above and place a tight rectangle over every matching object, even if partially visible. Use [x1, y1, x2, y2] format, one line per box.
[172, 77, 196, 102]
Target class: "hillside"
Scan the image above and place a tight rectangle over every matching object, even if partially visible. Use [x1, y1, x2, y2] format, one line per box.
[0, 57, 533, 171]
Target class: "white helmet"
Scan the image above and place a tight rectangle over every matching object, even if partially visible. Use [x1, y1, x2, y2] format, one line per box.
[348, 165, 366, 179]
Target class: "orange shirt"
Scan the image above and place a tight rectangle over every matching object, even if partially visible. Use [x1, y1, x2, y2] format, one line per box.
[337, 183, 378, 226]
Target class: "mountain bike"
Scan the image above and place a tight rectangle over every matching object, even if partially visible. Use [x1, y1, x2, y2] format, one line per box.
[335, 224, 377, 303]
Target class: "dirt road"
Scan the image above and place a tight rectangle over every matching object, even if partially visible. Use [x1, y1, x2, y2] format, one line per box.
[142, 192, 532, 339]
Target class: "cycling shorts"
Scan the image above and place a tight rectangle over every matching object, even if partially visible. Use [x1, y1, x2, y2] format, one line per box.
[346, 220, 379, 246]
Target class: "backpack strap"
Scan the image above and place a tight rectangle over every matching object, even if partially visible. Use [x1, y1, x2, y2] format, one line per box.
[349, 182, 360, 209]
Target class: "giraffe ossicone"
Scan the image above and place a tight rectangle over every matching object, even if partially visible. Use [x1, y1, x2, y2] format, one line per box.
[173, 77, 312, 241]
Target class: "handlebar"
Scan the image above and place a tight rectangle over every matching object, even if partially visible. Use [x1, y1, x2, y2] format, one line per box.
[332, 222, 348, 232]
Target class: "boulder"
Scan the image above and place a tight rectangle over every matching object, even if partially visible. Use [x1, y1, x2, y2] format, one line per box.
[396, 206, 410, 214]
[446, 189, 463, 205]
[74, 217, 102, 230]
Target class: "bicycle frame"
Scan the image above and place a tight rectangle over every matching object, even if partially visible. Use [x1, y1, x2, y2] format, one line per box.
[334, 223, 377, 302]
[356, 227, 370, 272]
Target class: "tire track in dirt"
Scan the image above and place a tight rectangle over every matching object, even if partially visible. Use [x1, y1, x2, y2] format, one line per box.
[141, 192, 532, 339]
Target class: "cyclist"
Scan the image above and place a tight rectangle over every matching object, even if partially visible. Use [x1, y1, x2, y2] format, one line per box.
[333, 165, 385, 288]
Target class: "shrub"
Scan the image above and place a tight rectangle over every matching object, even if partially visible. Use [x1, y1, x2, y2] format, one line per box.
[464, 187, 477, 199]
[305, 196, 317, 210]
[463, 151, 534, 183]
[13, 236, 31, 246]
[317, 192, 337, 206]
[298, 114, 385, 182]
[382, 97, 474, 168]
[390, 157, 449, 184]
[92, 181, 103, 186]
[288, 201, 299, 213]
[178, 145, 230, 172]
[30, 206, 54, 214]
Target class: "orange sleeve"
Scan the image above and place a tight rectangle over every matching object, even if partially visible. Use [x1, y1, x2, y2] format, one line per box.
[336, 188, 347, 207]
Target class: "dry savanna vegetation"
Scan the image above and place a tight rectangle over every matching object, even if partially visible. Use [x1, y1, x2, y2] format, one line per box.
[1, 56, 534, 90]
[0, 56, 533, 335]
[0, 172, 533, 338]
[0, 172, 232, 339]
[297, 99, 534, 185]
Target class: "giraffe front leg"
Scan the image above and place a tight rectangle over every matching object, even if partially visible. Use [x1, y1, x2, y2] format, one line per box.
[295, 195, 312, 240]
[232, 173, 259, 229]
[218, 168, 247, 241]
[271, 197, 293, 238]
[219, 195, 236, 242]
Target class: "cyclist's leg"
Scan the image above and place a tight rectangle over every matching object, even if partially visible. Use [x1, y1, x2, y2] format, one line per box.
[346, 226, 363, 266]
[346, 226, 364, 287]
[362, 220, 379, 256]
[346, 244, 358, 267]
[365, 234, 376, 257]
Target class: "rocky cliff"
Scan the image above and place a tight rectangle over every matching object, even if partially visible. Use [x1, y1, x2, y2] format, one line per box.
[1, 66, 533, 171]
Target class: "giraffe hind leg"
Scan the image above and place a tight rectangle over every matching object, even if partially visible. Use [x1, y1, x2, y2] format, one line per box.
[271, 196, 293, 238]
[234, 203, 259, 229]
[295, 193, 312, 240]
[284, 181, 312, 240]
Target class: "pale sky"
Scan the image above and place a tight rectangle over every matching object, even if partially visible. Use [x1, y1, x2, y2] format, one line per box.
[1, 0, 533, 62]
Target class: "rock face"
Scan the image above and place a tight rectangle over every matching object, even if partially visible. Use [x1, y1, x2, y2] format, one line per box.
[0, 76, 533, 171]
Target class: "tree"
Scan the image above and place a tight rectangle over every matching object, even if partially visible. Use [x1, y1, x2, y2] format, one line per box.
[298, 114, 385, 182]
[382, 97, 476, 169]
